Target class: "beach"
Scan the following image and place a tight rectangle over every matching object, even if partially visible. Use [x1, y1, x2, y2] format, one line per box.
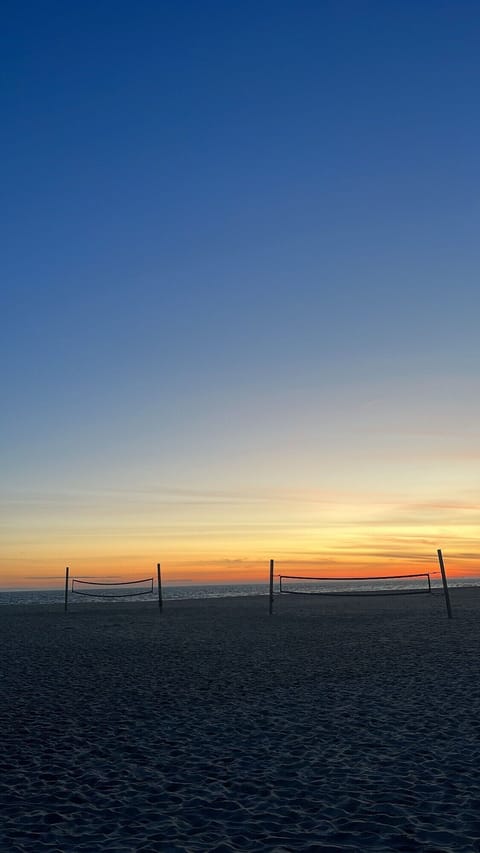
[1, 589, 479, 852]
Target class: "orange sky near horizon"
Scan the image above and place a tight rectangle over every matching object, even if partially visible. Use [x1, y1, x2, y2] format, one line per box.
[0, 554, 477, 590]
[1, 485, 478, 588]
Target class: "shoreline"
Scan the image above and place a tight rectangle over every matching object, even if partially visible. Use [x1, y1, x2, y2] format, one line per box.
[1, 577, 479, 610]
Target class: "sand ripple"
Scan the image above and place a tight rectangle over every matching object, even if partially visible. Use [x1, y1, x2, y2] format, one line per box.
[1, 591, 480, 850]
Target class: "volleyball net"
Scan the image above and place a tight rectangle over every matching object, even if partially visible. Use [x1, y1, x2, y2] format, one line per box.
[268, 552, 453, 618]
[64, 565, 163, 611]
[71, 577, 154, 598]
[278, 572, 432, 596]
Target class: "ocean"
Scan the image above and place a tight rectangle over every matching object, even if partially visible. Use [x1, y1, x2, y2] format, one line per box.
[0, 583, 268, 606]
[0, 576, 479, 605]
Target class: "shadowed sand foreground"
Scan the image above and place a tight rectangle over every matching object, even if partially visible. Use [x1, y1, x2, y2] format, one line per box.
[1, 589, 480, 851]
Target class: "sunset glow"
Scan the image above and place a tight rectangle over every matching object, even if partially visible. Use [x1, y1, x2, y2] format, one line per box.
[1, 480, 478, 588]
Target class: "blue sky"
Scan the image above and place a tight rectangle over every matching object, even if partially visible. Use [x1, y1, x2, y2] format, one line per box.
[2, 1, 479, 583]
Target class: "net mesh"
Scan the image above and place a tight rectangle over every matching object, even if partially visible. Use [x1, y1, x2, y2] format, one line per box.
[71, 577, 154, 598]
[278, 573, 432, 596]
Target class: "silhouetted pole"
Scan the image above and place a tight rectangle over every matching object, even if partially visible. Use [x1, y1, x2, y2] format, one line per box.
[64, 566, 69, 612]
[269, 559, 274, 615]
[437, 549, 452, 619]
[157, 563, 163, 611]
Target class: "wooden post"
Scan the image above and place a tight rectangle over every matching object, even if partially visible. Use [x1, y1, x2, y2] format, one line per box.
[269, 559, 274, 615]
[437, 549, 452, 619]
[157, 563, 163, 611]
[64, 566, 69, 612]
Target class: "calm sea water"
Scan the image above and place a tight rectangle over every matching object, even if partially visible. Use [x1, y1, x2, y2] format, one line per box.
[0, 584, 269, 606]
[0, 577, 478, 605]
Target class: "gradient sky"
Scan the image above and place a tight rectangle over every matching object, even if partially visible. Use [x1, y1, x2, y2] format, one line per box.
[2, 1, 479, 587]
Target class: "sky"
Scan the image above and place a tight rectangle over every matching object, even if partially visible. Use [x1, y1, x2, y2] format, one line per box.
[2, 0, 479, 587]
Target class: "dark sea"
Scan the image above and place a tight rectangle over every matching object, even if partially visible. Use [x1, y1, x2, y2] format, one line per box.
[0, 577, 478, 605]
[0, 584, 269, 606]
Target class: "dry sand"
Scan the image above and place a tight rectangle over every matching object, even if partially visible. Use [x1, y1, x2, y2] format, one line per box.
[1, 589, 480, 852]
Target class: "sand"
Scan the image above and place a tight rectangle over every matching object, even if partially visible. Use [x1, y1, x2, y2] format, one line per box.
[1, 589, 480, 852]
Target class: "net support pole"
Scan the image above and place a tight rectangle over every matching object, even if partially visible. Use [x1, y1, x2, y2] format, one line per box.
[157, 563, 163, 611]
[64, 566, 69, 612]
[269, 559, 274, 615]
[437, 549, 452, 619]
